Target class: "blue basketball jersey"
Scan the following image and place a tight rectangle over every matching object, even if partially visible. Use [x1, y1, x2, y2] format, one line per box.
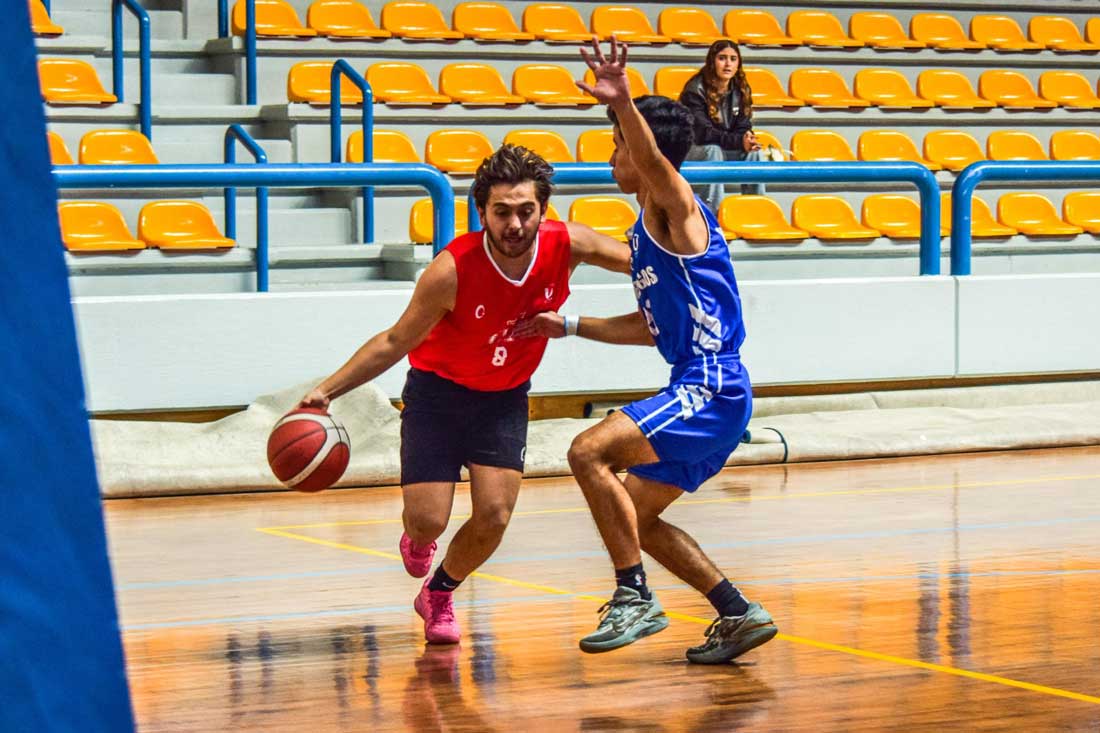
[629, 197, 745, 367]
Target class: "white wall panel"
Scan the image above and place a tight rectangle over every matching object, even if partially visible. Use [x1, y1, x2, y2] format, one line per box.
[958, 274, 1100, 376]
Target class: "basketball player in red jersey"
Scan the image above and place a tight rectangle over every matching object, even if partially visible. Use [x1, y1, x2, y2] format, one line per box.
[299, 144, 631, 644]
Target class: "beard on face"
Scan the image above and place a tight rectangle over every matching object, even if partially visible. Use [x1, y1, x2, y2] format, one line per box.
[484, 222, 538, 259]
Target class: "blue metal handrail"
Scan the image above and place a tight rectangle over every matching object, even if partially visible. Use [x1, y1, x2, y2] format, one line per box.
[216, 0, 257, 102]
[329, 60, 375, 243]
[951, 160, 1100, 276]
[224, 126, 270, 291]
[111, 0, 152, 138]
[53, 164, 455, 288]
[468, 161, 942, 275]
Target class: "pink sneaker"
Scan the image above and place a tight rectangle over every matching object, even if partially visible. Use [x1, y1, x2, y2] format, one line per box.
[400, 532, 436, 578]
[414, 580, 461, 644]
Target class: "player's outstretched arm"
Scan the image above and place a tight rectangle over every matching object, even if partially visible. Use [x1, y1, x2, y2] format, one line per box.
[565, 220, 632, 274]
[577, 37, 702, 255]
[299, 253, 457, 408]
[512, 310, 654, 346]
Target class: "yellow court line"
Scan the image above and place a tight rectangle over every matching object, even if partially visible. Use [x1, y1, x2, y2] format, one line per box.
[258, 527, 1100, 707]
[260, 472, 1100, 531]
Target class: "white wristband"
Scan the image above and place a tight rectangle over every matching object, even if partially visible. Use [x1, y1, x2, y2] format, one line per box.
[564, 314, 580, 337]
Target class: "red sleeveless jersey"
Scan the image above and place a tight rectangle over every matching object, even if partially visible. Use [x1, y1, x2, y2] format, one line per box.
[408, 220, 572, 391]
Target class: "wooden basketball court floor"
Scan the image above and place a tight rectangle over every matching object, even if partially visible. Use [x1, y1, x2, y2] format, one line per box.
[107, 445, 1100, 732]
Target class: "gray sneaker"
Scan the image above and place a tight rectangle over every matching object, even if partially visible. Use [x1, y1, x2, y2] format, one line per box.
[579, 587, 670, 654]
[686, 602, 778, 664]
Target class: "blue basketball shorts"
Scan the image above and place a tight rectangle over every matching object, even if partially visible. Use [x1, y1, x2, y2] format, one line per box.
[621, 356, 751, 493]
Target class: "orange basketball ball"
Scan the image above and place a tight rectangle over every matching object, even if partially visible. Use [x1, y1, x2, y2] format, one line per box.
[267, 408, 351, 492]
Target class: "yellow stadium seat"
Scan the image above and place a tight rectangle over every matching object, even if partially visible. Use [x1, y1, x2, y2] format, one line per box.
[232, 0, 316, 36]
[522, 3, 591, 42]
[790, 130, 856, 162]
[381, 1, 463, 39]
[138, 201, 234, 250]
[849, 12, 924, 49]
[754, 131, 784, 159]
[1063, 192, 1100, 234]
[858, 130, 941, 170]
[909, 13, 985, 50]
[287, 61, 364, 104]
[658, 8, 722, 46]
[1050, 130, 1100, 161]
[862, 194, 947, 239]
[854, 69, 935, 108]
[29, 0, 63, 35]
[718, 196, 807, 242]
[410, 198, 469, 244]
[440, 64, 525, 105]
[979, 70, 1057, 109]
[792, 195, 881, 241]
[590, 6, 670, 44]
[346, 129, 420, 163]
[939, 193, 1017, 237]
[38, 59, 117, 104]
[503, 130, 574, 163]
[916, 70, 995, 108]
[744, 68, 804, 108]
[79, 129, 159, 165]
[970, 15, 1044, 52]
[723, 10, 800, 47]
[569, 196, 636, 241]
[513, 65, 596, 106]
[654, 67, 696, 99]
[1088, 19, 1100, 45]
[425, 129, 493, 173]
[1029, 16, 1100, 52]
[787, 10, 864, 48]
[1038, 71, 1100, 109]
[987, 130, 1048, 161]
[789, 69, 870, 108]
[453, 2, 534, 41]
[307, 0, 391, 38]
[47, 132, 74, 165]
[998, 193, 1084, 236]
[584, 66, 650, 96]
[923, 130, 986, 172]
[367, 62, 451, 104]
[58, 202, 145, 252]
[576, 129, 614, 162]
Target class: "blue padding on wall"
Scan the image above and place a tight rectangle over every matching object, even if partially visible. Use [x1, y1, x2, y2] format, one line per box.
[0, 4, 135, 732]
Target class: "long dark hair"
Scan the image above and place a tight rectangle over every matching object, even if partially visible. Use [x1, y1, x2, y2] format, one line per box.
[698, 39, 752, 123]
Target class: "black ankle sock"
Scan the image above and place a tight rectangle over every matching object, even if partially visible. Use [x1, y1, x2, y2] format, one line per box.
[614, 563, 651, 600]
[427, 566, 462, 593]
[707, 579, 750, 618]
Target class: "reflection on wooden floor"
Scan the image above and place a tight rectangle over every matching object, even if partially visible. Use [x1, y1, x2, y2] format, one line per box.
[107, 446, 1100, 731]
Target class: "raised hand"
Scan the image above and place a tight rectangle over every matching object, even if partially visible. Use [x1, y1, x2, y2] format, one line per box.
[576, 36, 631, 107]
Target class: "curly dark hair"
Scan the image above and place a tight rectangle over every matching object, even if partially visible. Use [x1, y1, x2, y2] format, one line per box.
[699, 39, 753, 122]
[470, 144, 555, 211]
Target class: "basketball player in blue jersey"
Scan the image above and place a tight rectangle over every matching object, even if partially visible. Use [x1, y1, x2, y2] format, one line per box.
[515, 38, 777, 663]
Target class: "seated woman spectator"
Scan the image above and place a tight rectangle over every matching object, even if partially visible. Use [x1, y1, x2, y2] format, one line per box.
[678, 39, 767, 212]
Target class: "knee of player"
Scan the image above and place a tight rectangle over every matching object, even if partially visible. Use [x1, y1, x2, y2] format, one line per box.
[407, 513, 448, 541]
[567, 433, 605, 472]
[473, 503, 513, 534]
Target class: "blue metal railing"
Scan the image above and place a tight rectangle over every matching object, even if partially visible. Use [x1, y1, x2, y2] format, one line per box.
[223, 126, 270, 291]
[215, 0, 257, 103]
[951, 161, 1100, 276]
[111, 0, 152, 138]
[468, 161, 942, 275]
[329, 60, 375, 243]
[53, 164, 455, 289]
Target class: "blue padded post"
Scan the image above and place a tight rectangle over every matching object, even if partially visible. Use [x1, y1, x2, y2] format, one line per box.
[0, 5, 136, 732]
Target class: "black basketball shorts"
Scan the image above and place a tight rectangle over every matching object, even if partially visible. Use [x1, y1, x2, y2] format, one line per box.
[399, 367, 530, 485]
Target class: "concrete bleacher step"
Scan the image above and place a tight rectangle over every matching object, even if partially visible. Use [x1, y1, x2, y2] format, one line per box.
[50, 9, 184, 40]
[135, 73, 238, 107]
[151, 138, 294, 165]
[229, 208, 356, 246]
